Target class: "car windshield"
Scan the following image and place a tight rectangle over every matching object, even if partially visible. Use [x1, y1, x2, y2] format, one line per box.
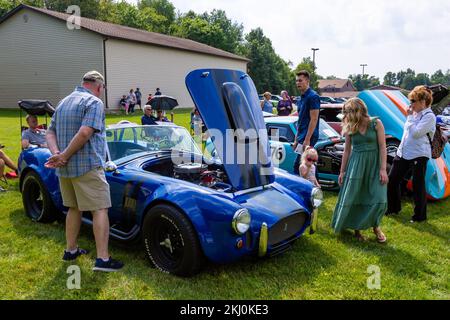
[319, 118, 341, 139]
[106, 125, 202, 163]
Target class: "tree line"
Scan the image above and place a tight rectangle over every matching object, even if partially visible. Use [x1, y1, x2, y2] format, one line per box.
[1, 0, 448, 95]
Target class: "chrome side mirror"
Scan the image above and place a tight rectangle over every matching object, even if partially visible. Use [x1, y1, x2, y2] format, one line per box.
[104, 161, 118, 172]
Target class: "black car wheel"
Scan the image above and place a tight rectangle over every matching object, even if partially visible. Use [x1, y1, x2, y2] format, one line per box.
[22, 171, 58, 223]
[142, 204, 204, 276]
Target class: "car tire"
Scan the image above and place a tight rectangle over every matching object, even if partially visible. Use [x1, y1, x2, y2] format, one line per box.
[22, 171, 59, 223]
[142, 204, 205, 276]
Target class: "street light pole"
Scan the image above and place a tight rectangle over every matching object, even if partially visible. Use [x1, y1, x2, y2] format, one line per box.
[360, 64, 368, 77]
[311, 48, 319, 70]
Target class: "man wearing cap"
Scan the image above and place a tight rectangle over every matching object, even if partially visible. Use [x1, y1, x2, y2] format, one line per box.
[45, 71, 124, 272]
[141, 105, 158, 125]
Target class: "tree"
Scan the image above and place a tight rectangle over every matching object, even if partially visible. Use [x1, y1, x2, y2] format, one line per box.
[138, 0, 175, 33]
[383, 71, 396, 86]
[431, 69, 450, 85]
[200, 10, 243, 54]
[348, 74, 380, 91]
[43, 0, 100, 19]
[294, 57, 320, 91]
[171, 9, 243, 54]
[0, 0, 45, 17]
[239, 28, 297, 95]
[415, 73, 431, 86]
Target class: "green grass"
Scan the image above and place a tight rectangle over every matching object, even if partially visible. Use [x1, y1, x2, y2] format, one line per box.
[0, 109, 449, 300]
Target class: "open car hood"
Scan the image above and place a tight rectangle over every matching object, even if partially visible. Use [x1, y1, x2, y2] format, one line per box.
[185, 69, 274, 191]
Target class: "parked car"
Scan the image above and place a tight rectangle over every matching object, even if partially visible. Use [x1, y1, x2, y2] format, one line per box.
[333, 97, 348, 103]
[265, 117, 344, 190]
[19, 69, 323, 276]
[266, 89, 450, 199]
[319, 96, 340, 104]
[358, 89, 450, 200]
[291, 103, 344, 134]
[259, 94, 282, 107]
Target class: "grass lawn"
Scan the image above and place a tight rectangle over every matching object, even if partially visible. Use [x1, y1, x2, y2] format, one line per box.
[0, 108, 449, 300]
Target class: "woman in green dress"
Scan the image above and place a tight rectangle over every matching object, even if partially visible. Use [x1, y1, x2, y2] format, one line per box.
[331, 98, 388, 242]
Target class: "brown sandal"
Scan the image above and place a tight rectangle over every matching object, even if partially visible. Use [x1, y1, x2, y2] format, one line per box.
[354, 232, 367, 242]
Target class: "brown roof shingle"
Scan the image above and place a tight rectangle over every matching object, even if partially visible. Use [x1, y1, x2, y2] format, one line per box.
[318, 79, 353, 90]
[1, 4, 249, 62]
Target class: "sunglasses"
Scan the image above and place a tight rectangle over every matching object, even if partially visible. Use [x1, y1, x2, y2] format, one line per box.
[410, 99, 416, 103]
[306, 157, 317, 163]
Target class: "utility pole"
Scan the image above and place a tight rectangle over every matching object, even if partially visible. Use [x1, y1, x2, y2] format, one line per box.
[311, 48, 319, 70]
[360, 64, 368, 77]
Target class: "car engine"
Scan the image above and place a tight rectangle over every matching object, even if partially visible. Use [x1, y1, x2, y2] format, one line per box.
[173, 163, 232, 191]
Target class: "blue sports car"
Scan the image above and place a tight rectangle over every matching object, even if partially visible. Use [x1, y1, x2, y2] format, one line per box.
[19, 69, 323, 276]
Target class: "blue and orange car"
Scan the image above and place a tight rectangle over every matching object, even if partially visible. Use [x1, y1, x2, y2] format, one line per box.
[359, 90, 450, 200]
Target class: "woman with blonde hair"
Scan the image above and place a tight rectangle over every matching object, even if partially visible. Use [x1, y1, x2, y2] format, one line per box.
[261, 92, 273, 114]
[386, 86, 436, 222]
[331, 98, 388, 242]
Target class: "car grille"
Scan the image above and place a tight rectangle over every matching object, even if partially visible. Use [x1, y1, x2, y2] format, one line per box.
[268, 211, 308, 246]
[317, 144, 343, 174]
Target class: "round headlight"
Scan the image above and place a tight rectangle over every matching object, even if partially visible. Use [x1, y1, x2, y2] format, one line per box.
[232, 209, 251, 235]
[311, 187, 323, 208]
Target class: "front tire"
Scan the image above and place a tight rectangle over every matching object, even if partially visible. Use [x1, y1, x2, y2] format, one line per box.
[22, 171, 59, 223]
[142, 204, 205, 276]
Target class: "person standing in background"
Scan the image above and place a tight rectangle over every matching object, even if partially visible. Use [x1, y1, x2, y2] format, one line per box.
[386, 86, 436, 223]
[135, 88, 142, 111]
[127, 89, 137, 114]
[277, 90, 293, 116]
[261, 92, 274, 114]
[292, 71, 320, 175]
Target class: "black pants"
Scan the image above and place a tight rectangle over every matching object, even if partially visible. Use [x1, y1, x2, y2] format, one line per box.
[129, 103, 135, 113]
[387, 156, 429, 221]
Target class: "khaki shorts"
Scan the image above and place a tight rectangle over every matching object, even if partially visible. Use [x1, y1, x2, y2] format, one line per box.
[59, 167, 111, 212]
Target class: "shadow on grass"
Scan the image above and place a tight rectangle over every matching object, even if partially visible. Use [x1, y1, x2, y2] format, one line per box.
[336, 230, 433, 280]
[117, 236, 337, 300]
[31, 262, 110, 300]
[10, 206, 336, 299]
[385, 211, 449, 243]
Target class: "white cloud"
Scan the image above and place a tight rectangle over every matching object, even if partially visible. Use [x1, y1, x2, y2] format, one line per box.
[127, 0, 450, 79]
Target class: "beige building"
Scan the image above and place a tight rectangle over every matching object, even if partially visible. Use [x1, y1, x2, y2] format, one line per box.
[318, 79, 358, 99]
[0, 5, 249, 110]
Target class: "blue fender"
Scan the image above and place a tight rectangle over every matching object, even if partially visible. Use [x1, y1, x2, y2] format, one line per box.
[19, 148, 63, 210]
[129, 171, 251, 263]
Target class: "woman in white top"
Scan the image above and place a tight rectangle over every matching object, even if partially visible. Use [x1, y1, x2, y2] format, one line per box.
[386, 86, 436, 222]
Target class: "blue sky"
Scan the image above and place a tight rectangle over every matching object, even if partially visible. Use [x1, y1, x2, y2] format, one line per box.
[127, 0, 450, 80]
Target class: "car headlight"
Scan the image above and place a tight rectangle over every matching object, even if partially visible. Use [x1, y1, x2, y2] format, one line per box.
[232, 209, 251, 235]
[311, 187, 323, 208]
